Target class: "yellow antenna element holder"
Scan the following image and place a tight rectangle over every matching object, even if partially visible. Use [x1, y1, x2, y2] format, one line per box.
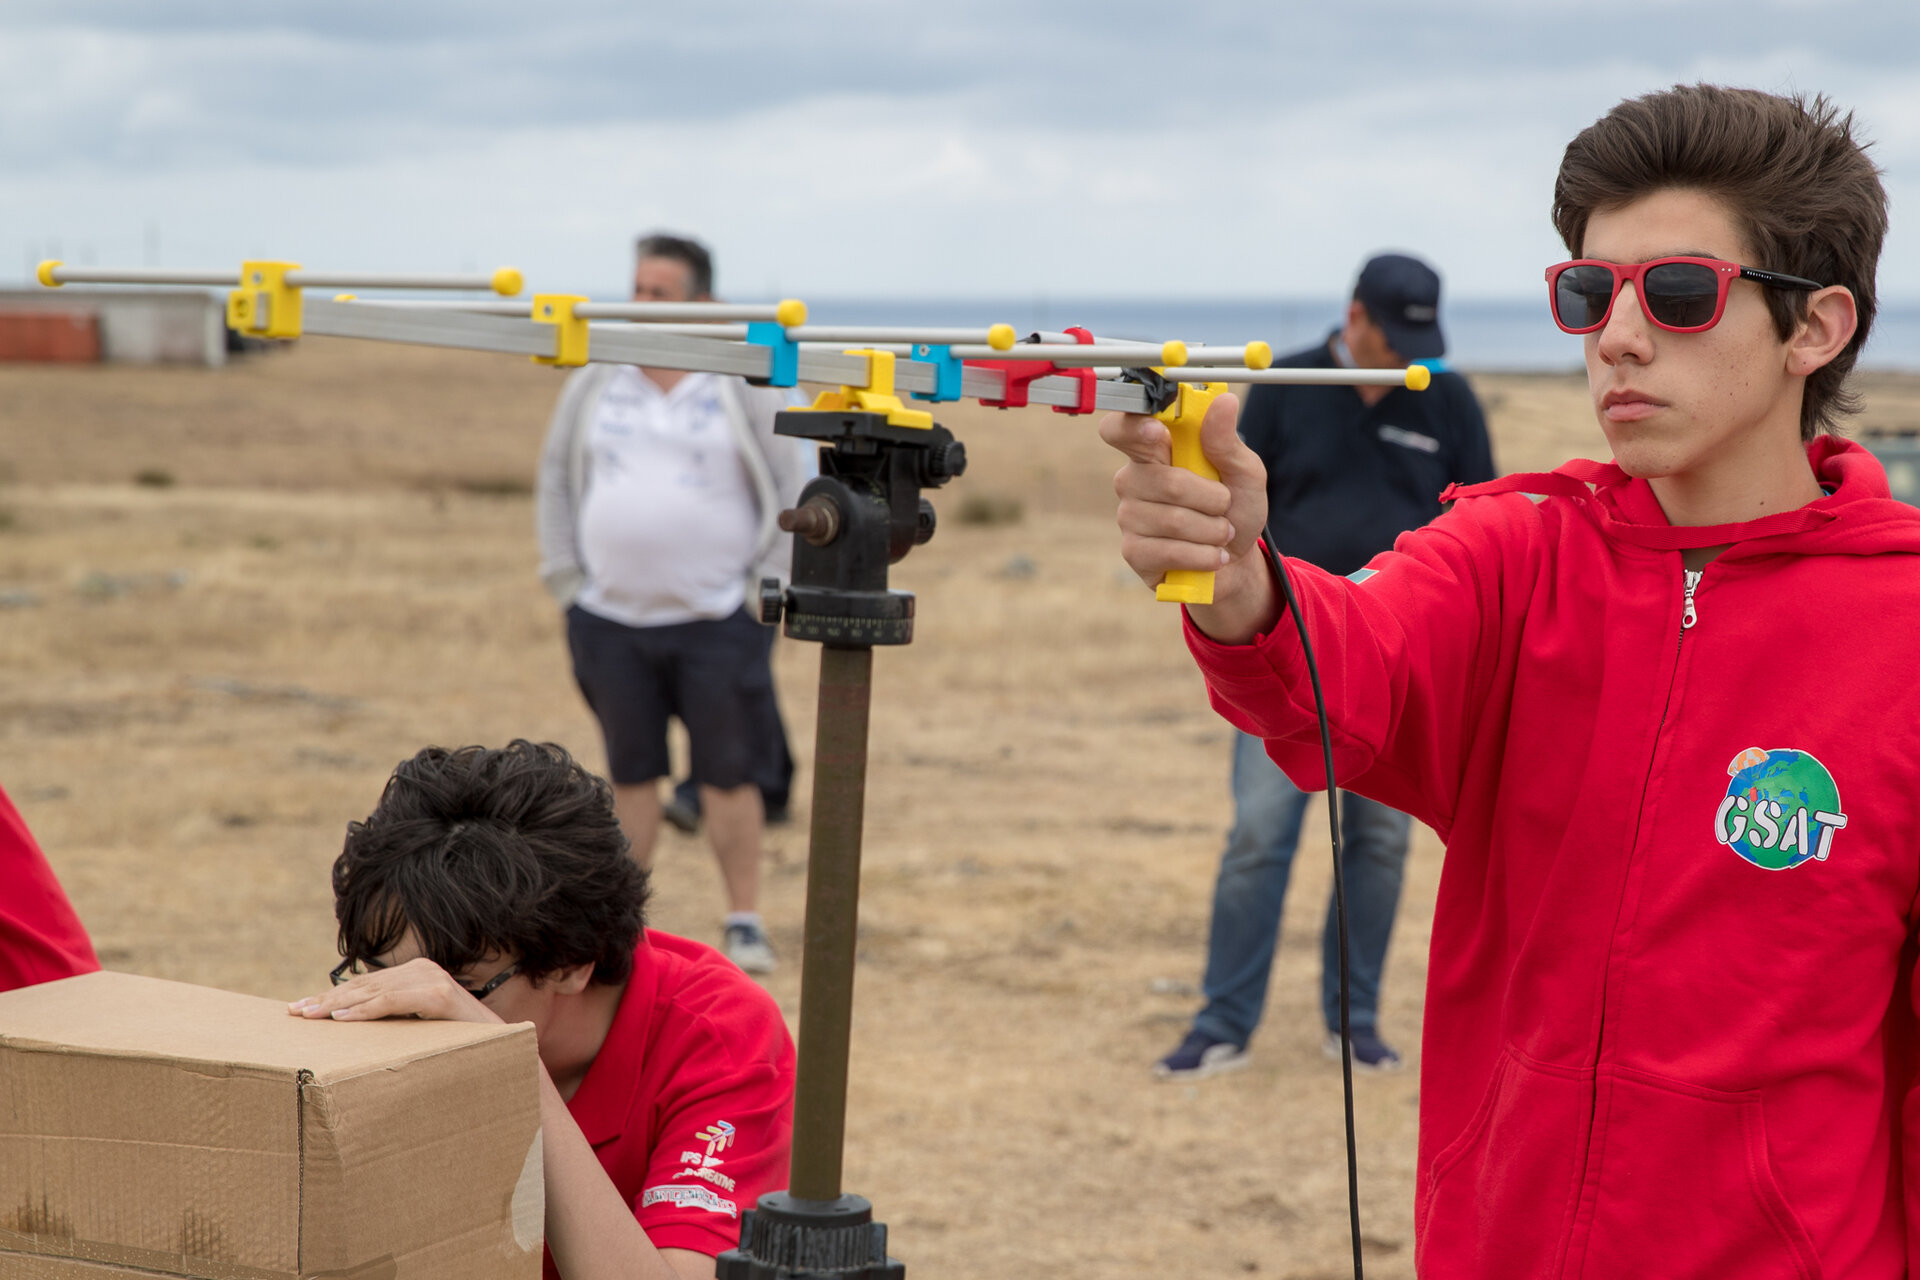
[775, 298, 808, 327]
[1160, 340, 1189, 367]
[226, 260, 303, 340]
[1245, 341, 1273, 370]
[36, 260, 62, 287]
[491, 267, 525, 297]
[532, 294, 590, 367]
[987, 324, 1016, 351]
[1404, 364, 1432, 391]
[1154, 379, 1229, 605]
[802, 349, 934, 430]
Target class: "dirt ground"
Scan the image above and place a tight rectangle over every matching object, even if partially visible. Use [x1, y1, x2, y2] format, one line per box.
[3, 339, 1917, 1279]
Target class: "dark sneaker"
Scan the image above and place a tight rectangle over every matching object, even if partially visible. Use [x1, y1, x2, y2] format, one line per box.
[1154, 1030, 1249, 1081]
[1323, 1028, 1403, 1072]
[662, 793, 701, 835]
[724, 921, 777, 975]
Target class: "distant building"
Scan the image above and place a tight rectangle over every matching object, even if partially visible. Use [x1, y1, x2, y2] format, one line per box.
[0, 289, 227, 366]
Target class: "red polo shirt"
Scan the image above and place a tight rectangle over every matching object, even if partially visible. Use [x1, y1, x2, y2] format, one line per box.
[553, 929, 794, 1272]
[0, 783, 98, 993]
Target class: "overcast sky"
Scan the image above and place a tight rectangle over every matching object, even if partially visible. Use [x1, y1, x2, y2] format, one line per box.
[3, 1, 1916, 301]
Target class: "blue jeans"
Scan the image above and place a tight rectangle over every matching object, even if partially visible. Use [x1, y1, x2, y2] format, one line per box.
[1191, 731, 1413, 1047]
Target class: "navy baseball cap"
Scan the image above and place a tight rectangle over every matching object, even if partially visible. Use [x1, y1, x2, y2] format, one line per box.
[1354, 253, 1446, 360]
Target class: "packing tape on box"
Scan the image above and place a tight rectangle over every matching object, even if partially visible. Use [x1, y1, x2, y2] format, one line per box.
[511, 1132, 545, 1253]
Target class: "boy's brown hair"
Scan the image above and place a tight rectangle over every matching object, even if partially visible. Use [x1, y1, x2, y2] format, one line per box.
[1552, 84, 1887, 440]
[333, 740, 649, 986]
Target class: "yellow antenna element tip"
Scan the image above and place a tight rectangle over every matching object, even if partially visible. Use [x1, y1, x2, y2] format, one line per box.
[1404, 364, 1432, 391]
[36, 260, 62, 288]
[492, 267, 524, 297]
[1160, 340, 1189, 368]
[334, 293, 357, 302]
[1245, 340, 1273, 370]
[775, 298, 808, 327]
[987, 323, 1017, 351]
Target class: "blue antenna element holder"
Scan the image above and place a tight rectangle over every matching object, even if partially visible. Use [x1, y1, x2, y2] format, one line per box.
[746, 320, 799, 387]
[908, 342, 964, 402]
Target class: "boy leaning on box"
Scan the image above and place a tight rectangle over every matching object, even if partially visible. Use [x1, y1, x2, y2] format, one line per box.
[0, 783, 98, 994]
[1104, 85, 1920, 1274]
[291, 739, 794, 1280]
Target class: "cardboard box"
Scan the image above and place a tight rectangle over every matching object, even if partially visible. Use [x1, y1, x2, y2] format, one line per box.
[1, 1249, 183, 1277]
[0, 971, 544, 1280]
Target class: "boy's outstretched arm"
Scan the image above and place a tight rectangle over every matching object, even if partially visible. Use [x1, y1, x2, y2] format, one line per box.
[1103, 391, 1505, 832]
[1101, 393, 1283, 645]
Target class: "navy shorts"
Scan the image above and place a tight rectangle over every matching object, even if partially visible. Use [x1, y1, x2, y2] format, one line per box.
[566, 604, 773, 789]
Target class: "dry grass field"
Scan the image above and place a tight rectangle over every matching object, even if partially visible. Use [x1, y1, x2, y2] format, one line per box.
[3, 338, 1917, 1279]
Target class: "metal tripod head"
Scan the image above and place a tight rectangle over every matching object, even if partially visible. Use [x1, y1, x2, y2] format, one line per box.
[759, 408, 967, 645]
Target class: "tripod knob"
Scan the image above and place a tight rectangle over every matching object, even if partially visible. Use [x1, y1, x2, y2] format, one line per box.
[758, 578, 785, 625]
[927, 439, 967, 482]
[914, 499, 937, 547]
[780, 496, 843, 546]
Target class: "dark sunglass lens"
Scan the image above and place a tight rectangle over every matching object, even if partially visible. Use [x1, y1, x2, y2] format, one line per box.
[1555, 266, 1616, 329]
[1643, 262, 1720, 328]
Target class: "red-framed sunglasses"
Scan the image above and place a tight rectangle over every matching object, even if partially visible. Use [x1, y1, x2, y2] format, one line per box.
[1544, 257, 1824, 334]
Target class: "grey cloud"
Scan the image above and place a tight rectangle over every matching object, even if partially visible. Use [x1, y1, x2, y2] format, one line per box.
[5, 1, 1915, 174]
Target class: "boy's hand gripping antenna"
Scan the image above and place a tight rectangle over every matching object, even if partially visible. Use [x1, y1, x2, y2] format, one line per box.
[1154, 379, 1230, 605]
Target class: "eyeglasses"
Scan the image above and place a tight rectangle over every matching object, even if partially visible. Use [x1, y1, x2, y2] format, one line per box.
[329, 956, 522, 1001]
[1544, 257, 1823, 334]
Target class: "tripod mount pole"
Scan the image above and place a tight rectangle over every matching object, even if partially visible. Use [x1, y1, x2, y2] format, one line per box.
[718, 353, 965, 1280]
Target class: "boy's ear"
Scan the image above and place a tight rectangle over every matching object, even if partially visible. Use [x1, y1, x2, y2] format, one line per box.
[1786, 285, 1858, 378]
[542, 962, 596, 996]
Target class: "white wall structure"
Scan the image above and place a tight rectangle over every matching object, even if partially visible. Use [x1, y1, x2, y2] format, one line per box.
[0, 289, 225, 366]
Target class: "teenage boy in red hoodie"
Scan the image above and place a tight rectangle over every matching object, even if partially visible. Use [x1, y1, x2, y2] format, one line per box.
[1104, 85, 1913, 1275]
[0, 783, 99, 993]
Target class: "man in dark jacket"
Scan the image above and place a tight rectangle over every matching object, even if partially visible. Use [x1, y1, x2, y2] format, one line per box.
[1155, 253, 1495, 1079]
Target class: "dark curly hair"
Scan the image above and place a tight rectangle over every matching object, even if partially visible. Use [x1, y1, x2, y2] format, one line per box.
[333, 740, 649, 986]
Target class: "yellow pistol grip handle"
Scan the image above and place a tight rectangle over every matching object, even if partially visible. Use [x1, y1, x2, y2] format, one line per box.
[1154, 380, 1228, 605]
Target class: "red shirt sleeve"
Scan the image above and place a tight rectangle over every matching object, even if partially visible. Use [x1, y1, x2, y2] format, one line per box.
[633, 998, 795, 1257]
[0, 784, 99, 993]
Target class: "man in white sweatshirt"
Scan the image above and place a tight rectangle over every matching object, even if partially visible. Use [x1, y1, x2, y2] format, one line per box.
[535, 233, 813, 974]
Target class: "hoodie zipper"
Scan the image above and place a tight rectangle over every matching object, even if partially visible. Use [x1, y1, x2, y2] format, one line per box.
[1569, 563, 1703, 1272]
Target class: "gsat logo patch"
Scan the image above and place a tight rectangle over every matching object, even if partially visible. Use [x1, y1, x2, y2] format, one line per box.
[1713, 747, 1848, 870]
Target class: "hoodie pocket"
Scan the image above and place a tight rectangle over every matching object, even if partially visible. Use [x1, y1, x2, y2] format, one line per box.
[1418, 1049, 1592, 1278]
[1580, 1067, 1820, 1280]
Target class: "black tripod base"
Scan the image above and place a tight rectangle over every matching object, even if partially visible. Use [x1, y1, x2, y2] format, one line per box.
[716, 1192, 903, 1279]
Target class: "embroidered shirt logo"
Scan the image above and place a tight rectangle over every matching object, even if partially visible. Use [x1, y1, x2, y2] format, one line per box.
[695, 1122, 736, 1159]
[674, 1163, 738, 1193]
[1713, 747, 1848, 870]
[641, 1184, 738, 1218]
[1377, 425, 1441, 454]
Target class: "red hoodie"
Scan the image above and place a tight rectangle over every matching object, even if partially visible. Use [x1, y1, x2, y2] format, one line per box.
[0, 783, 99, 993]
[1187, 438, 1920, 1278]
